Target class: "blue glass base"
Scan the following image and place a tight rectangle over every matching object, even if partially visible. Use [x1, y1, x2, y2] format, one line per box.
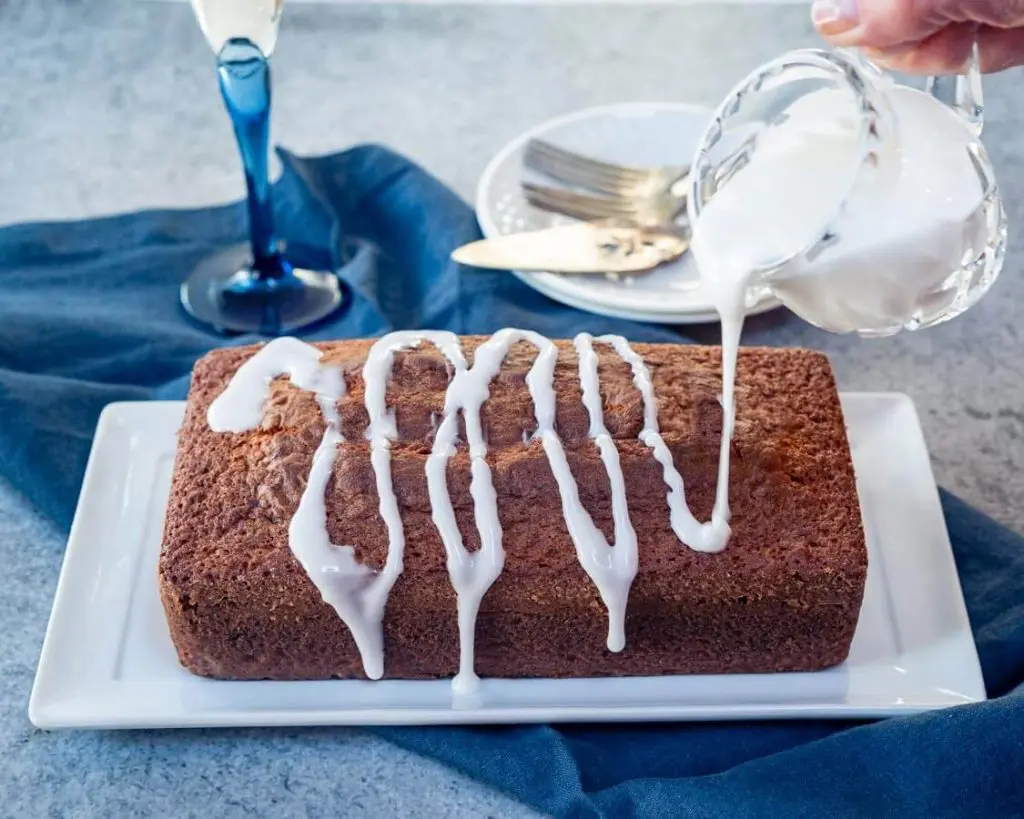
[180, 244, 345, 335]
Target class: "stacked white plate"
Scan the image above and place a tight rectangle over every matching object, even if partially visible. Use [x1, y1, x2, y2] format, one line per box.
[476, 102, 782, 325]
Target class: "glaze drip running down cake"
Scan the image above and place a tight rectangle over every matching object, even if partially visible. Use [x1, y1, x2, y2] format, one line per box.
[159, 332, 868, 694]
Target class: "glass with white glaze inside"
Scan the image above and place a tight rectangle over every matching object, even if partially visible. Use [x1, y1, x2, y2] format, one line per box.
[688, 47, 1006, 338]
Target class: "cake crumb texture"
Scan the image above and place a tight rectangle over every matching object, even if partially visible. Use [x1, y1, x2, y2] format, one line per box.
[159, 338, 867, 680]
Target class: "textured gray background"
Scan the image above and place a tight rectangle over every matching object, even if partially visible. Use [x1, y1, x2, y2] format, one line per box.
[1, 1, 1022, 817]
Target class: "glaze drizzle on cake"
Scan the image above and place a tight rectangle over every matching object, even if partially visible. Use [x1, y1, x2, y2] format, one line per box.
[206, 330, 735, 695]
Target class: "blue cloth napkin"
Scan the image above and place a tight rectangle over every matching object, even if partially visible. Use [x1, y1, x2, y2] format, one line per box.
[2, 146, 1021, 818]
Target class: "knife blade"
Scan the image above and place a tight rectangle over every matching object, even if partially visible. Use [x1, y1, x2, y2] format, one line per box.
[451, 221, 689, 274]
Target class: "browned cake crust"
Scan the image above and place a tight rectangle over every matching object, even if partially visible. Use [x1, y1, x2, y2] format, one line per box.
[158, 337, 867, 681]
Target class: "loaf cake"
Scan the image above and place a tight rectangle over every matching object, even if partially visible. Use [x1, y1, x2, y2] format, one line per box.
[159, 331, 867, 689]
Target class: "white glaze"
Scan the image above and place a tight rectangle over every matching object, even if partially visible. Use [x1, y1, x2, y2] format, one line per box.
[206, 338, 400, 680]
[692, 86, 986, 335]
[468, 330, 635, 655]
[420, 332, 509, 698]
[289, 423, 396, 678]
[691, 85, 984, 544]
[577, 334, 730, 554]
[571, 333, 640, 652]
[360, 331, 508, 698]
[207, 337, 344, 433]
[206, 328, 741, 693]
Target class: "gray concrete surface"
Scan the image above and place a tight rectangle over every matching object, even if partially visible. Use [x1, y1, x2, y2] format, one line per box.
[2, 1, 1023, 817]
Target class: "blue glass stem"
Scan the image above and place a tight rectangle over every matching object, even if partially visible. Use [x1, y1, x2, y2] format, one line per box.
[217, 38, 281, 277]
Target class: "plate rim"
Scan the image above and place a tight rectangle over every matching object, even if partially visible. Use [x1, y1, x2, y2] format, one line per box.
[475, 100, 783, 324]
[29, 395, 986, 729]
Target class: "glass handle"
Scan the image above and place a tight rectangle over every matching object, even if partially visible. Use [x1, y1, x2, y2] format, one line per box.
[217, 38, 280, 276]
[925, 39, 984, 137]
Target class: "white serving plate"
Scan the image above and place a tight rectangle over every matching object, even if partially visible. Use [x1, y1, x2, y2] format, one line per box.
[30, 395, 984, 729]
[476, 101, 783, 324]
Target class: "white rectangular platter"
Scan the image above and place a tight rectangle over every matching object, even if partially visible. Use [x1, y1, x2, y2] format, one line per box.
[30, 394, 985, 729]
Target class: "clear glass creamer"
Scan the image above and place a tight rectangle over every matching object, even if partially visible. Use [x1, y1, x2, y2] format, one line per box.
[687, 47, 1007, 338]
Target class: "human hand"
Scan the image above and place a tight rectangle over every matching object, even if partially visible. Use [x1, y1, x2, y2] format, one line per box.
[812, 0, 1024, 74]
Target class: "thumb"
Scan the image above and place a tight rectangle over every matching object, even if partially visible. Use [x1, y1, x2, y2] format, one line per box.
[812, 0, 1024, 49]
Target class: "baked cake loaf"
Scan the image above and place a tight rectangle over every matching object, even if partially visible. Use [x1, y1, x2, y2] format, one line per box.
[159, 332, 867, 687]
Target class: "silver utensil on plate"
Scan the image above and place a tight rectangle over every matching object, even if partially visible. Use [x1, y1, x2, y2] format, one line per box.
[524, 138, 689, 198]
[451, 220, 689, 274]
[521, 133, 762, 227]
[522, 181, 688, 225]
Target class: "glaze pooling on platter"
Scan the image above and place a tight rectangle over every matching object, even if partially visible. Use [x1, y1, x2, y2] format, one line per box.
[205, 330, 738, 693]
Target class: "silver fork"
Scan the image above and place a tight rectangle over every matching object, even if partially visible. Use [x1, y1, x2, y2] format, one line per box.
[521, 130, 760, 226]
[522, 181, 688, 226]
[524, 138, 689, 198]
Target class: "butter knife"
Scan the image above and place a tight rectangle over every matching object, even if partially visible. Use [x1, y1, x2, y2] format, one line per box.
[451, 221, 689, 274]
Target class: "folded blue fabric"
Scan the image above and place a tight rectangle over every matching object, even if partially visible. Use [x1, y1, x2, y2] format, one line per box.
[1, 146, 1021, 818]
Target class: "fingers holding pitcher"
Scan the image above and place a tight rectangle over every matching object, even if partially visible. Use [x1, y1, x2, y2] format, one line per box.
[811, 0, 1024, 74]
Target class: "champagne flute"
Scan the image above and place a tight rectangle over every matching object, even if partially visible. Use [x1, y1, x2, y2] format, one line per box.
[181, 0, 346, 335]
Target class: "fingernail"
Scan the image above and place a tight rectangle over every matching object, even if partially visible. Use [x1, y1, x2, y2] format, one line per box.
[811, 0, 859, 37]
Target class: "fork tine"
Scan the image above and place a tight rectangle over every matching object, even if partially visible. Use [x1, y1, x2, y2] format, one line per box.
[525, 148, 640, 197]
[524, 139, 691, 202]
[522, 181, 690, 226]
[527, 142, 648, 186]
[522, 184, 637, 222]
[528, 139, 654, 185]
[525, 148, 649, 196]
[524, 197, 608, 223]
[522, 182, 642, 213]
